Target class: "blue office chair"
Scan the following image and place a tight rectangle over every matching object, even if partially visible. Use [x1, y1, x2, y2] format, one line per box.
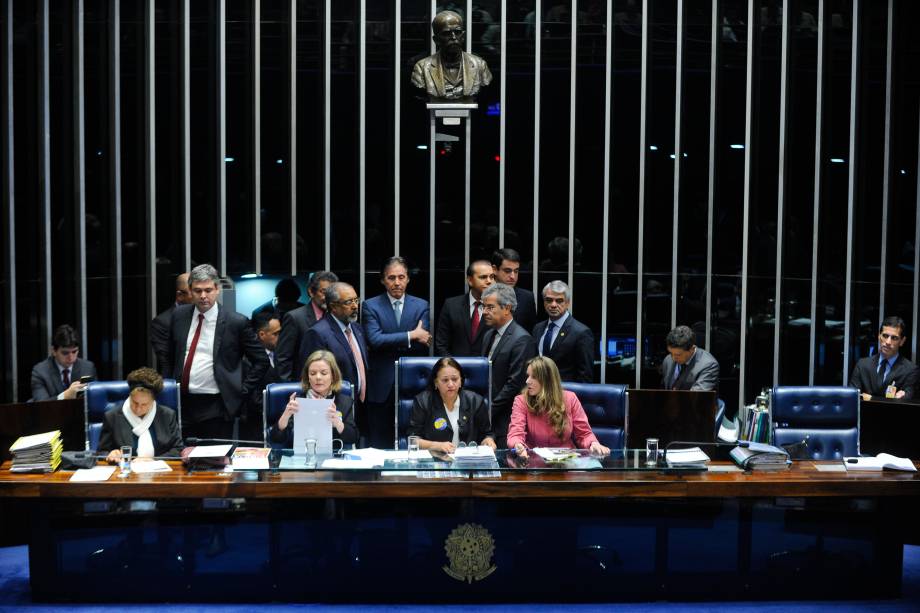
[394, 357, 491, 450]
[262, 380, 353, 449]
[771, 386, 859, 460]
[83, 379, 180, 451]
[561, 382, 627, 450]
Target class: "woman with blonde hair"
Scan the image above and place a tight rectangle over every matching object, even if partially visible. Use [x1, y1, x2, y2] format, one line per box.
[269, 350, 358, 448]
[506, 356, 609, 459]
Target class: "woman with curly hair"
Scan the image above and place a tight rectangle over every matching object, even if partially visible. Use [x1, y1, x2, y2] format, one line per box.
[506, 356, 609, 459]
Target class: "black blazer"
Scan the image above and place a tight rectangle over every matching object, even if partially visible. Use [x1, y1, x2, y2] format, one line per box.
[275, 304, 322, 382]
[166, 304, 270, 417]
[533, 315, 595, 383]
[482, 320, 538, 442]
[30, 356, 97, 402]
[97, 404, 183, 457]
[151, 305, 176, 375]
[435, 293, 490, 357]
[408, 388, 494, 445]
[301, 316, 369, 401]
[268, 390, 358, 448]
[850, 354, 918, 400]
[513, 286, 538, 333]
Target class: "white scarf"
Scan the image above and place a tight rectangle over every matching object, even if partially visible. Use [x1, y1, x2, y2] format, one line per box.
[121, 398, 157, 458]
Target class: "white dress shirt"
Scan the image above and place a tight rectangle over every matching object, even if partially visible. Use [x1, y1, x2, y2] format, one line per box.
[185, 303, 220, 394]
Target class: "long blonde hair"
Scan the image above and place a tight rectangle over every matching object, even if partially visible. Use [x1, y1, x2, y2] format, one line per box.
[300, 350, 343, 394]
[523, 356, 567, 438]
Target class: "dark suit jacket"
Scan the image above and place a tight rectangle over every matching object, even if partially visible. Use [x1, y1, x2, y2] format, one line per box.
[97, 404, 183, 456]
[513, 286, 538, 333]
[268, 391, 358, 448]
[30, 356, 97, 402]
[275, 304, 322, 381]
[533, 314, 595, 383]
[660, 347, 720, 392]
[242, 353, 281, 420]
[850, 354, 918, 400]
[408, 389, 493, 445]
[482, 320, 538, 444]
[166, 304, 270, 419]
[435, 293, 490, 357]
[151, 305, 176, 375]
[364, 293, 430, 404]
[302, 316, 369, 401]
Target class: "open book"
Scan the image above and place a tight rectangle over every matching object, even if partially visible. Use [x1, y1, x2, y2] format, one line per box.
[843, 453, 916, 472]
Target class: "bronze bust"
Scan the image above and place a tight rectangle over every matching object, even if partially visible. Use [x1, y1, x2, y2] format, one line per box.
[411, 11, 492, 101]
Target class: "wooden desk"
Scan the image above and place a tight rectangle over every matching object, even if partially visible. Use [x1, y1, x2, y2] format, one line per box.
[2, 461, 918, 603]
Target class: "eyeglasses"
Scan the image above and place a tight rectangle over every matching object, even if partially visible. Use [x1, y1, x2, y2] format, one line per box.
[334, 298, 361, 307]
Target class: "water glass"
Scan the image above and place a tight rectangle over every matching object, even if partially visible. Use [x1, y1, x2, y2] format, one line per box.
[304, 438, 317, 468]
[645, 438, 659, 466]
[407, 435, 420, 457]
[118, 446, 132, 477]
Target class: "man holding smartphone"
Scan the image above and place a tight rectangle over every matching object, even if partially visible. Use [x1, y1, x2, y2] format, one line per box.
[30, 324, 97, 401]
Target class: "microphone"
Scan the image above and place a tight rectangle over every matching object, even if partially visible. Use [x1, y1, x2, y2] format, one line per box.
[184, 437, 265, 447]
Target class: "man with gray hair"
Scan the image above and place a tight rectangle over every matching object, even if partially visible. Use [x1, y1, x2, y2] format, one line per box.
[532, 280, 594, 383]
[660, 325, 720, 392]
[166, 264, 269, 440]
[275, 270, 339, 381]
[480, 283, 537, 448]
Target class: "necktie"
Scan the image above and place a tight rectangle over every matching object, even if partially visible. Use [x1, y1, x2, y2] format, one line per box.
[62, 368, 70, 388]
[393, 300, 402, 325]
[345, 326, 367, 402]
[470, 301, 481, 342]
[878, 359, 889, 386]
[181, 313, 205, 391]
[268, 351, 275, 368]
[672, 363, 682, 389]
[488, 331, 500, 359]
[542, 321, 555, 356]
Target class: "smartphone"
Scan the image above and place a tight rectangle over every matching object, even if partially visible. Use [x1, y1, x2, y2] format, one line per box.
[79, 375, 95, 384]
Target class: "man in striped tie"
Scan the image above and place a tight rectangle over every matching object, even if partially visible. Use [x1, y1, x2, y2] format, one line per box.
[850, 316, 918, 401]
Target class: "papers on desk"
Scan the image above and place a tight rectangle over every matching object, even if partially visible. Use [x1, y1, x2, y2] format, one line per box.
[187, 444, 233, 458]
[231, 447, 270, 470]
[665, 447, 710, 468]
[129, 460, 172, 473]
[844, 453, 916, 472]
[69, 466, 117, 482]
[321, 458, 379, 469]
[730, 442, 791, 471]
[533, 448, 579, 462]
[9, 430, 63, 473]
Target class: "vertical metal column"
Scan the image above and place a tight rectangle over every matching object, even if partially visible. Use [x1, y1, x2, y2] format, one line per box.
[323, 0, 330, 269]
[429, 0, 435, 306]
[531, 0, 541, 300]
[635, 0, 649, 388]
[842, 0, 860, 384]
[359, 0, 366, 301]
[772, 0, 791, 387]
[145, 0, 156, 330]
[567, 0, 577, 296]
[670, 0, 683, 329]
[75, 0, 88, 352]
[292, 0, 299, 274]
[2, 0, 17, 400]
[599, 0, 612, 383]
[705, 0, 718, 352]
[393, 0, 401, 255]
[464, 0, 471, 265]
[254, 0, 262, 275]
[913, 106, 920, 362]
[39, 0, 52, 347]
[182, 0, 190, 271]
[110, 0, 123, 376]
[498, 0, 506, 243]
[808, 0, 825, 385]
[878, 0, 893, 323]
[218, 0, 226, 274]
[738, 0, 755, 411]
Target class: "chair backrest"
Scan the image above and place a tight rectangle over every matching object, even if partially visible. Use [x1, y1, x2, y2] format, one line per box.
[263, 380, 353, 448]
[561, 382, 627, 450]
[395, 357, 491, 450]
[84, 379, 180, 451]
[771, 386, 859, 460]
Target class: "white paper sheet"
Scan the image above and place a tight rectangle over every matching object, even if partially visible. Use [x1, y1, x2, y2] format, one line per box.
[130, 460, 172, 473]
[69, 466, 117, 482]
[293, 398, 334, 456]
[188, 444, 233, 458]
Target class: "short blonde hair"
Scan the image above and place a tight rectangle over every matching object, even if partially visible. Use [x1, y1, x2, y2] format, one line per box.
[300, 350, 343, 393]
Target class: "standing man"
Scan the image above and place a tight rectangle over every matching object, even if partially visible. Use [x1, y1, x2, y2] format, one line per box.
[435, 260, 495, 357]
[364, 257, 431, 448]
[275, 270, 338, 381]
[850, 316, 918, 400]
[301, 282, 369, 438]
[151, 272, 192, 375]
[240, 311, 282, 442]
[481, 283, 538, 448]
[532, 280, 595, 383]
[660, 325, 720, 392]
[30, 324, 97, 401]
[491, 248, 538, 333]
[167, 264, 269, 440]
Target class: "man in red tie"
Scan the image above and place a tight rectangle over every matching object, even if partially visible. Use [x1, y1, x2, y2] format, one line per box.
[434, 260, 495, 357]
[166, 264, 269, 441]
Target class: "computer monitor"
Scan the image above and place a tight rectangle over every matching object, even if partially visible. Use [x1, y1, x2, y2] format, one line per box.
[625, 389, 718, 448]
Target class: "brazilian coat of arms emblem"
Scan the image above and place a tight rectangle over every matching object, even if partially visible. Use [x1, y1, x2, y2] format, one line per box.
[442, 523, 497, 583]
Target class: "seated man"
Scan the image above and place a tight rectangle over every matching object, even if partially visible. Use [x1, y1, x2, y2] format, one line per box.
[660, 325, 719, 392]
[30, 324, 97, 401]
[850, 316, 918, 400]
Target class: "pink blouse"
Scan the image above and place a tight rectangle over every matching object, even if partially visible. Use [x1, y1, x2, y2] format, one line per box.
[506, 390, 599, 449]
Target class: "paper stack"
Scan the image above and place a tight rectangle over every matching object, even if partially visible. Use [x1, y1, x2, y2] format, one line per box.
[730, 441, 791, 471]
[665, 447, 711, 469]
[9, 430, 63, 473]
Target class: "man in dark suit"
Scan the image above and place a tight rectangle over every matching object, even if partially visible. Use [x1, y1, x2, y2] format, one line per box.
[660, 325, 720, 392]
[151, 272, 192, 375]
[491, 248, 537, 333]
[240, 311, 282, 442]
[275, 270, 338, 381]
[435, 260, 494, 357]
[301, 282, 369, 436]
[30, 324, 97, 401]
[166, 264, 270, 440]
[850, 316, 918, 400]
[481, 283, 538, 448]
[364, 257, 431, 448]
[533, 280, 594, 383]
